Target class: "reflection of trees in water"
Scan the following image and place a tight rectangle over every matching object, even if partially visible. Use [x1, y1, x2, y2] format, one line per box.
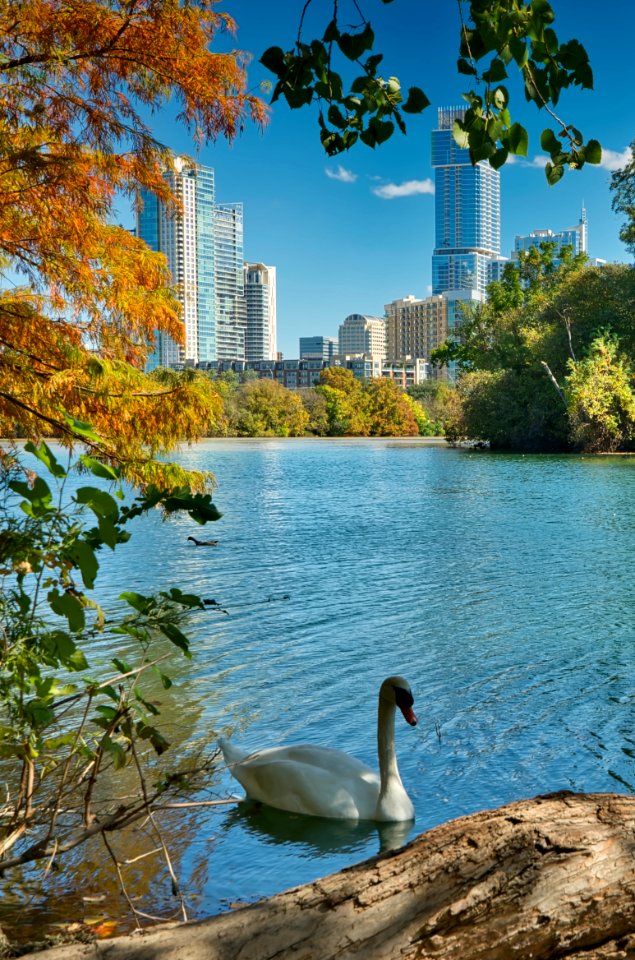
[0, 670, 225, 944]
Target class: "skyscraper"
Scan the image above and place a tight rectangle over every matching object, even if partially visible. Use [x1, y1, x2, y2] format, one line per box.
[431, 107, 502, 297]
[137, 157, 244, 369]
[215, 202, 246, 361]
[244, 262, 277, 361]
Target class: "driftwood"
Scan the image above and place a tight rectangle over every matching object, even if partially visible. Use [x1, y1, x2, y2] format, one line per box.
[23, 791, 635, 960]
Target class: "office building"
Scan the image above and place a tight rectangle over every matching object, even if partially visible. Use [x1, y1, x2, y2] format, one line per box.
[244, 262, 277, 361]
[431, 107, 504, 297]
[513, 207, 588, 262]
[137, 157, 244, 369]
[215, 202, 245, 360]
[299, 336, 338, 362]
[338, 314, 386, 359]
[384, 294, 448, 361]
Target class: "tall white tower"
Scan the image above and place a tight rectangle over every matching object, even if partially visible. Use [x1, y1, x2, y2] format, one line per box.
[244, 262, 277, 361]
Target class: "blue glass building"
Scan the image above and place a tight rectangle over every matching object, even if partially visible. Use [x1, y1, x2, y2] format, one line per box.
[137, 158, 244, 370]
[513, 208, 588, 263]
[431, 107, 502, 297]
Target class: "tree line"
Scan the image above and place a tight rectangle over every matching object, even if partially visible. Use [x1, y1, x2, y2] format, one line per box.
[203, 366, 450, 438]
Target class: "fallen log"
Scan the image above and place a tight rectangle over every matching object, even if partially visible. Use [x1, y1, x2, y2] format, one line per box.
[22, 791, 635, 960]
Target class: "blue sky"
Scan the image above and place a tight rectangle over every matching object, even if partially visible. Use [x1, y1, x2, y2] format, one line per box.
[138, 0, 635, 358]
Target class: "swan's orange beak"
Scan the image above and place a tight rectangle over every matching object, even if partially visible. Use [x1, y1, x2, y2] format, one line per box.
[400, 705, 418, 726]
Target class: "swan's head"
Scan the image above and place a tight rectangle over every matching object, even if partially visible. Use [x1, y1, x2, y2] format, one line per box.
[380, 676, 417, 727]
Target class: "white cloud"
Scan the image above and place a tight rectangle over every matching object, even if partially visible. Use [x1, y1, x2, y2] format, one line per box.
[510, 146, 631, 173]
[372, 178, 435, 199]
[599, 147, 632, 171]
[325, 164, 357, 183]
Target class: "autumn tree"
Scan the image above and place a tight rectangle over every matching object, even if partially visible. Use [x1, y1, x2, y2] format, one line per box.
[316, 367, 371, 436]
[407, 382, 461, 435]
[364, 378, 419, 436]
[230, 379, 310, 437]
[0, 0, 265, 487]
[566, 336, 635, 452]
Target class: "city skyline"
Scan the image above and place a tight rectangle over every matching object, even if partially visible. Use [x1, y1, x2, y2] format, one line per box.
[122, 1, 634, 358]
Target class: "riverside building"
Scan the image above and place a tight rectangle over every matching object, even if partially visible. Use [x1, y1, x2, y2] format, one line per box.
[299, 336, 338, 362]
[338, 314, 386, 359]
[137, 157, 246, 370]
[244, 262, 277, 361]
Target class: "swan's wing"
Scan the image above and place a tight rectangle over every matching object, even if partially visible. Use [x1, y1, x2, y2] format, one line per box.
[228, 745, 380, 820]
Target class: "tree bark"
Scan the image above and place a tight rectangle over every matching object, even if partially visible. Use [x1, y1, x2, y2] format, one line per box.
[22, 791, 635, 960]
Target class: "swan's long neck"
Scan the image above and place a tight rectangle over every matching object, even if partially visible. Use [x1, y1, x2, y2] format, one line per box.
[375, 693, 414, 821]
[377, 696, 402, 795]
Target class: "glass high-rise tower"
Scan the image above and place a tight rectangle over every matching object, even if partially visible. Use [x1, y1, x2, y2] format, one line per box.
[431, 107, 502, 297]
[137, 157, 244, 369]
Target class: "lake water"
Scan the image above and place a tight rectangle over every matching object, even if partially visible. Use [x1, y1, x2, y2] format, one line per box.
[4, 438, 635, 934]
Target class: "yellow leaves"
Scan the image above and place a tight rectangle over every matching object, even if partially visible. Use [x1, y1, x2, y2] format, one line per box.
[0, 1, 267, 488]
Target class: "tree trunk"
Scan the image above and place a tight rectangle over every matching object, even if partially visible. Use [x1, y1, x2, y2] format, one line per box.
[22, 792, 635, 960]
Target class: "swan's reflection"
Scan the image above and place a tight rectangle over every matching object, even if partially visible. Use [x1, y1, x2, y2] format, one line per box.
[222, 800, 414, 858]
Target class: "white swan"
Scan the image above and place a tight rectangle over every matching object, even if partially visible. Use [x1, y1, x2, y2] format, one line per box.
[219, 676, 417, 822]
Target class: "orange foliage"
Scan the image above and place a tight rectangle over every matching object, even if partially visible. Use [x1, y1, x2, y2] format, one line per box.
[0, 0, 266, 487]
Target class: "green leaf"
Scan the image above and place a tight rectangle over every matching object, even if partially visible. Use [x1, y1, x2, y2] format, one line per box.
[369, 117, 394, 145]
[68, 539, 99, 589]
[337, 23, 374, 61]
[120, 591, 155, 614]
[101, 735, 127, 770]
[259, 46, 286, 74]
[160, 622, 191, 656]
[509, 122, 529, 157]
[545, 161, 564, 186]
[489, 147, 509, 170]
[79, 455, 120, 482]
[163, 587, 205, 609]
[327, 104, 347, 129]
[322, 19, 339, 44]
[25, 441, 66, 478]
[452, 120, 470, 150]
[483, 58, 508, 83]
[457, 57, 477, 76]
[585, 139, 602, 164]
[136, 723, 169, 756]
[540, 128, 561, 155]
[63, 414, 100, 443]
[508, 36, 529, 68]
[96, 516, 120, 549]
[401, 86, 430, 114]
[68, 649, 89, 671]
[492, 85, 509, 110]
[48, 589, 85, 633]
[75, 486, 120, 519]
[10, 476, 53, 515]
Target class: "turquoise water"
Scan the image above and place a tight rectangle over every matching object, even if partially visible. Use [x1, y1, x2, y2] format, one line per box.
[5, 438, 635, 929]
